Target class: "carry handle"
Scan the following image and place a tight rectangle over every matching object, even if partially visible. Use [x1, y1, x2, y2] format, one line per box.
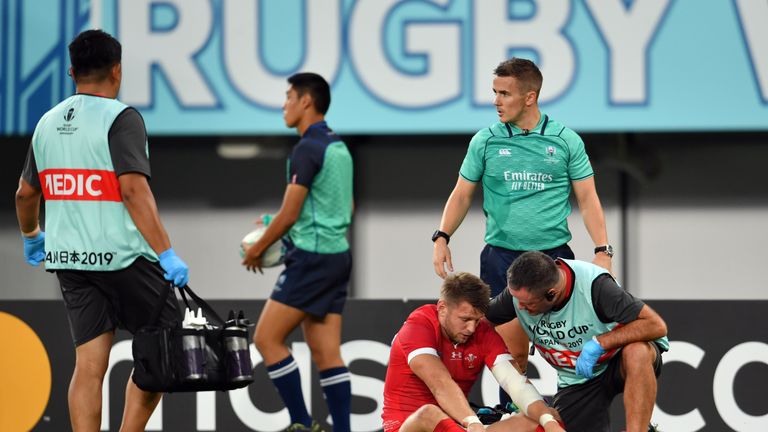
[176, 283, 225, 326]
[147, 283, 225, 327]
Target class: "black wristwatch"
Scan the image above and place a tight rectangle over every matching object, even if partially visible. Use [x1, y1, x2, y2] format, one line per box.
[431, 230, 450, 244]
[594, 244, 614, 257]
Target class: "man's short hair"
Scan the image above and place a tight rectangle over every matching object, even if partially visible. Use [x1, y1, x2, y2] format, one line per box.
[287, 72, 331, 115]
[68, 29, 121, 82]
[441, 272, 491, 314]
[493, 58, 543, 96]
[506, 251, 559, 297]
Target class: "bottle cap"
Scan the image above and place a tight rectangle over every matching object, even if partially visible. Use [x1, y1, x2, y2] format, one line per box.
[182, 307, 208, 327]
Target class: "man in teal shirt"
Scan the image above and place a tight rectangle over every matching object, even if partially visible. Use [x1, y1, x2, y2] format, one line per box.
[15, 29, 188, 431]
[486, 251, 668, 432]
[242, 72, 353, 432]
[432, 57, 612, 294]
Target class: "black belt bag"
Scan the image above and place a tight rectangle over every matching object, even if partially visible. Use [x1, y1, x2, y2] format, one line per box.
[132, 283, 255, 393]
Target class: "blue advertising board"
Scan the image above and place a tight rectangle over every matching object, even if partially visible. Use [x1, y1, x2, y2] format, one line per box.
[1, 0, 767, 135]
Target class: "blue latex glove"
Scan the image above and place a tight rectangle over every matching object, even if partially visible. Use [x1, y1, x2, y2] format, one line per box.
[158, 248, 189, 287]
[23, 231, 46, 266]
[575, 337, 605, 378]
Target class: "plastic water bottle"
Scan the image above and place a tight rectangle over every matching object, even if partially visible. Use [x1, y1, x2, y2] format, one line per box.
[181, 308, 208, 381]
[224, 310, 253, 382]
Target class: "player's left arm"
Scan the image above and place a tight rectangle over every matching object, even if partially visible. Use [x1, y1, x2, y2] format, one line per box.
[482, 324, 562, 429]
[242, 183, 308, 272]
[494, 319, 529, 374]
[490, 359, 563, 430]
[572, 176, 611, 272]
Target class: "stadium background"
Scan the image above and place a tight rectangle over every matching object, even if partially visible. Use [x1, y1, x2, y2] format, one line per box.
[0, 0, 766, 431]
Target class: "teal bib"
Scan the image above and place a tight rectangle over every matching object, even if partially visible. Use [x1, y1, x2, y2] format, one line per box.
[515, 259, 669, 387]
[32, 95, 157, 270]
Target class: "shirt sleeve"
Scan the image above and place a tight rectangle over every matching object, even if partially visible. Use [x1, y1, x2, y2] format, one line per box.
[486, 289, 518, 325]
[478, 323, 514, 369]
[20, 143, 40, 189]
[398, 314, 439, 364]
[591, 274, 645, 324]
[288, 140, 324, 187]
[458, 128, 492, 182]
[561, 128, 593, 181]
[108, 108, 151, 178]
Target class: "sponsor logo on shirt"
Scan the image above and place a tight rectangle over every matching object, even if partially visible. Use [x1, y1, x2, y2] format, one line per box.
[498, 148, 512, 156]
[503, 170, 554, 191]
[39, 169, 121, 201]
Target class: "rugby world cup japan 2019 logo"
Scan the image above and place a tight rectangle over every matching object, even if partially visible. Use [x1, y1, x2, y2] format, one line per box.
[64, 108, 75, 122]
[546, 146, 556, 156]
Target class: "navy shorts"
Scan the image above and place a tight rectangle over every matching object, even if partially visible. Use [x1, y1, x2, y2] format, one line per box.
[552, 342, 663, 432]
[480, 243, 574, 297]
[270, 243, 352, 317]
[56, 257, 179, 346]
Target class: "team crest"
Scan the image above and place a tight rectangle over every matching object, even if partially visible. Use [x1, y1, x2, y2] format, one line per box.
[464, 353, 477, 368]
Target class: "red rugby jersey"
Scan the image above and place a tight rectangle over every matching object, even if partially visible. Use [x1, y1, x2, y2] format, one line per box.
[382, 304, 512, 422]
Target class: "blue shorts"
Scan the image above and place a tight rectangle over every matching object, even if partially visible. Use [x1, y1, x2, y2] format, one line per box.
[480, 243, 574, 297]
[270, 242, 352, 317]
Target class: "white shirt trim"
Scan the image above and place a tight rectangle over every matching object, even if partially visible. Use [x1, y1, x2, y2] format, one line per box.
[407, 347, 439, 364]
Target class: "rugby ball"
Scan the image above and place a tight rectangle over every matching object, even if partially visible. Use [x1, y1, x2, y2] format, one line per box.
[239, 226, 285, 268]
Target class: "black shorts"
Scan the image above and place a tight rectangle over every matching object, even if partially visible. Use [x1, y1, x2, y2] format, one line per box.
[270, 243, 351, 317]
[480, 243, 574, 297]
[56, 257, 179, 346]
[551, 342, 664, 432]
